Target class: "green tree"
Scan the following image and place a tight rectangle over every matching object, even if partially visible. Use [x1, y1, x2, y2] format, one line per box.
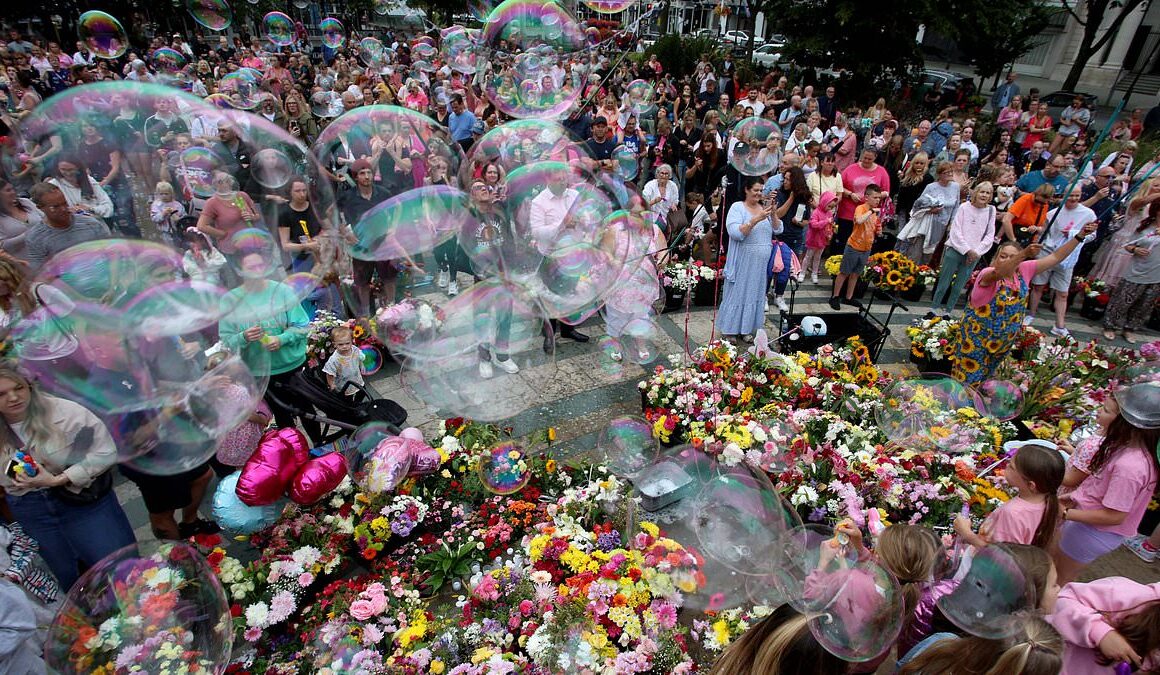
[1057, 0, 1149, 91]
[942, 0, 1055, 82]
[752, 0, 931, 98]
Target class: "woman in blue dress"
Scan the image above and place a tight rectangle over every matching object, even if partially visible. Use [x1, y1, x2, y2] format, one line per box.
[717, 176, 780, 343]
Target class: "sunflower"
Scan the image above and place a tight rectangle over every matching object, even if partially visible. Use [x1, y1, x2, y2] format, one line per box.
[912, 345, 927, 359]
[984, 338, 1005, 353]
[959, 356, 981, 374]
[885, 270, 903, 287]
[974, 303, 992, 318]
[853, 344, 870, 363]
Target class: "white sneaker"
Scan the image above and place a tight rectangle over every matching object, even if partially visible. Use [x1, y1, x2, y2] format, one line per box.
[1022, 315, 1035, 327]
[447, 280, 458, 297]
[478, 360, 494, 379]
[492, 356, 519, 374]
[609, 351, 623, 362]
[1050, 325, 1070, 338]
[811, 273, 819, 285]
[795, 271, 805, 283]
[437, 270, 448, 288]
[775, 296, 789, 313]
[763, 300, 769, 313]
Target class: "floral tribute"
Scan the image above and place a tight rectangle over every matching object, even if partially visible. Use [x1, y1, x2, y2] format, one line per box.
[661, 260, 718, 292]
[862, 250, 919, 292]
[304, 310, 383, 369]
[204, 330, 1156, 674]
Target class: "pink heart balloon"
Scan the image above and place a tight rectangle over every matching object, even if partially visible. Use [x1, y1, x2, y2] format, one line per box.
[236, 428, 310, 506]
[288, 452, 349, 505]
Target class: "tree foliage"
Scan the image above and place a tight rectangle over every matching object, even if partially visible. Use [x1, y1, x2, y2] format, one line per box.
[941, 0, 1054, 79]
[1057, 0, 1149, 91]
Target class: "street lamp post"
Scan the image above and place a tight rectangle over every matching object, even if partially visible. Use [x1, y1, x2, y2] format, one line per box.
[50, 14, 62, 45]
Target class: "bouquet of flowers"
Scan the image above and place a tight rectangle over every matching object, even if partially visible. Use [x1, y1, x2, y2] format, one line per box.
[917, 264, 937, 287]
[824, 255, 843, 276]
[305, 311, 384, 369]
[661, 260, 717, 292]
[862, 250, 919, 292]
[375, 298, 443, 350]
[907, 316, 959, 362]
[687, 413, 795, 468]
[46, 542, 232, 674]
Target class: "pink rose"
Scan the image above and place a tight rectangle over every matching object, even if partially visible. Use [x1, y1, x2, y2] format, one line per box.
[350, 599, 378, 621]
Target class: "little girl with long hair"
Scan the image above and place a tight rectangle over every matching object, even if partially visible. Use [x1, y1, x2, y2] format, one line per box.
[954, 442, 1064, 550]
[876, 524, 958, 658]
[1049, 577, 1160, 673]
[803, 190, 837, 284]
[708, 603, 847, 674]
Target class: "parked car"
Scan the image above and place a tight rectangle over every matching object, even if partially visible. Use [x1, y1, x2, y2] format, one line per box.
[1040, 91, 1100, 129]
[920, 68, 971, 94]
[722, 30, 763, 46]
[752, 44, 786, 69]
[766, 33, 788, 49]
[693, 28, 716, 41]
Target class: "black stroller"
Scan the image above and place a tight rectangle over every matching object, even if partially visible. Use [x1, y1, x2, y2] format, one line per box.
[265, 368, 408, 443]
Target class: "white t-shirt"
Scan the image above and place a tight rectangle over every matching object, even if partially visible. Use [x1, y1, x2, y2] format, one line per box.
[322, 350, 365, 394]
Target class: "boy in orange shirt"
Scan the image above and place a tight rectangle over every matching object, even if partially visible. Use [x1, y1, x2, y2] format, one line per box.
[830, 184, 883, 310]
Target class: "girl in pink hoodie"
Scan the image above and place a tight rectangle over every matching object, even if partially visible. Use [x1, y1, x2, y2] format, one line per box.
[802, 190, 837, 284]
[1048, 577, 1160, 673]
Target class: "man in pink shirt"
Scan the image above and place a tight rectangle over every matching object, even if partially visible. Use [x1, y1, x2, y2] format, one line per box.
[527, 170, 590, 351]
[833, 148, 890, 255]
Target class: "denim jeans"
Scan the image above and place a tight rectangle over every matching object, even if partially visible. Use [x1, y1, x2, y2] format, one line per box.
[930, 247, 977, 313]
[7, 488, 136, 590]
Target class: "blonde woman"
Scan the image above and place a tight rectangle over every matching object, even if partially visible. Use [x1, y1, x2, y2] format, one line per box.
[708, 605, 845, 674]
[894, 152, 933, 234]
[0, 365, 136, 590]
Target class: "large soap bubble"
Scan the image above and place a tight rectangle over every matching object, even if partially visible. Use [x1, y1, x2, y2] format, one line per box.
[875, 375, 980, 443]
[459, 118, 590, 187]
[440, 26, 479, 75]
[806, 559, 905, 662]
[319, 17, 346, 49]
[186, 0, 233, 30]
[729, 117, 782, 176]
[937, 544, 1038, 639]
[78, 11, 129, 60]
[478, 440, 532, 494]
[973, 378, 1025, 421]
[45, 541, 233, 674]
[263, 12, 296, 47]
[597, 415, 658, 477]
[480, 0, 587, 119]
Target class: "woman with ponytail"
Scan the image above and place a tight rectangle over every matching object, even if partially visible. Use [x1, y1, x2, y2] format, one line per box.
[897, 615, 1064, 675]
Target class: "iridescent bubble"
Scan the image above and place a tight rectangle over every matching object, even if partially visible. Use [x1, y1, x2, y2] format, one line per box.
[216, 71, 260, 109]
[582, 0, 634, 12]
[770, 524, 862, 614]
[264, 12, 295, 47]
[729, 117, 783, 176]
[807, 560, 904, 662]
[358, 37, 386, 67]
[320, 17, 346, 49]
[478, 440, 531, 494]
[78, 11, 129, 60]
[692, 462, 799, 576]
[937, 545, 1038, 638]
[441, 27, 478, 75]
[624, 79, 656, 116]
[469, 0, 495, 22]
[460, 118, 590, 187]
[186, 0, 233, 31]
[251, 148, 295, 189]
[413, 42, 437, 61]
[481, 0, 586, 118]
[617, 316, 659, 364]
[360, 345, 384, 375]
[613, 146, 639, 180]
[974, 379, 1025, 421]
[875, 375, 980, 443]
[585, 26, 602, 45]
[597, 416, 658, 477]
[150, 47, 187, 73]
[45, 542, 233, 674]
[180, 146, 224, 198]
[310, 91, 341, 118]
[349, 184, 472, 261]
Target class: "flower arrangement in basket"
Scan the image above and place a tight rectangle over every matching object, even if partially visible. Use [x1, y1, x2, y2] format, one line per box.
[662, 260, 717, 292]
[907, 316, 959, 362]
[916, 264, 937, 287]
[305, 310, 383, 369]
[863, 250, 919, 292]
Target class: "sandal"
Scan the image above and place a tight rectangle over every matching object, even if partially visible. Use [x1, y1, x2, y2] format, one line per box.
[1102, 329, 1116, 341]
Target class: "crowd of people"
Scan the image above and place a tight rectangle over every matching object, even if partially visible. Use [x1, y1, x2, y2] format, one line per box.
[0, 15, 1157, 675]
